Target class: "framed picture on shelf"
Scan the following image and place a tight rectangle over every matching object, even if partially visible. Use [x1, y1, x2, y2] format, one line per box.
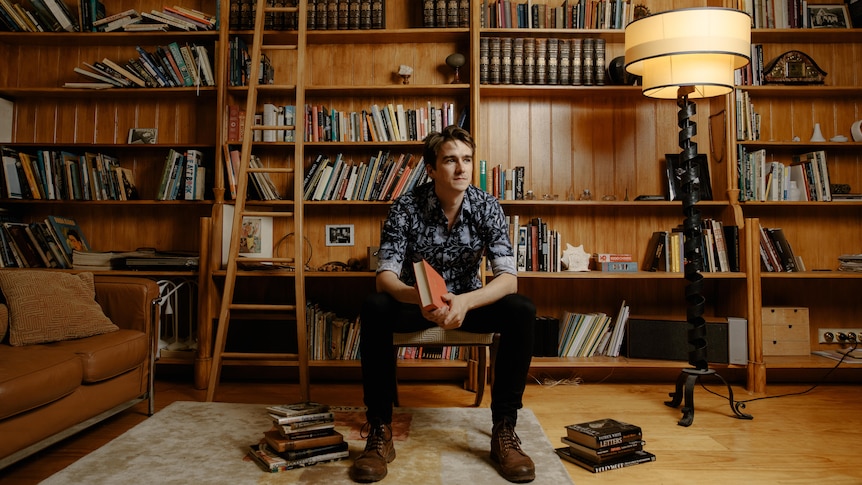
[325, 224, 354, 247]
[806, 4, 852, 28]
[665, 154, 713, 201]
[128, 128, 158, 144]
[221, 204, 273, 265]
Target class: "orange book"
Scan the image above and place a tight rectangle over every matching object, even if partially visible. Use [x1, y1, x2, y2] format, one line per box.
[413, 259, 447, 311]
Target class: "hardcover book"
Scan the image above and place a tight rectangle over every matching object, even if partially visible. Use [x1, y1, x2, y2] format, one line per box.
[247, 441, 348, 473]
[555, 446, 656, 473]
[265, 429, 344, 452]
[564, 418, 642, 448]
[46, 215, 91, 261]
[561, 436, 645, 463]
[413, 258, 447, 311]
[266, 401, 329, 417]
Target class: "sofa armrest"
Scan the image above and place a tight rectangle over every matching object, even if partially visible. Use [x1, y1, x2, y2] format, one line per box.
[94, 276, 160, 335]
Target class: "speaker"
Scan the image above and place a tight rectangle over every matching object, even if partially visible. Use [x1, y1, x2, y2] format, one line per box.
[625, 317, 734, 364]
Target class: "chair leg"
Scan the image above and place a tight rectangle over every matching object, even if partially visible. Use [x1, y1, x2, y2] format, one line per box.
[474, 345, 487, 407]
[393, 348, 400, 407]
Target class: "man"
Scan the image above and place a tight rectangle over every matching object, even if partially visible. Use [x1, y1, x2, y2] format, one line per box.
[350, 126, 536, 483]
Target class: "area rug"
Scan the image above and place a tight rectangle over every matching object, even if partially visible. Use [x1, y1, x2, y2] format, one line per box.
[41, 402, 573, 485]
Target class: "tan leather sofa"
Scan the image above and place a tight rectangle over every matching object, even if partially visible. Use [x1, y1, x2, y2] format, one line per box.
[0, 274, 159, 469]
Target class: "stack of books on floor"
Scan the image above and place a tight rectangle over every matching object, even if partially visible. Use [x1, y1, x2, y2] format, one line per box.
[247, 401, 348, 473]
[555, 418, 655, 473]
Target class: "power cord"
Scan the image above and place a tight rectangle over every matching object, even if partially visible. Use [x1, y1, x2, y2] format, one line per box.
[701, 336, 860, 408]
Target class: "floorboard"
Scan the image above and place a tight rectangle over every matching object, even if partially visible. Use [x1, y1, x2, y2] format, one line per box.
[2, 374, 861, 484]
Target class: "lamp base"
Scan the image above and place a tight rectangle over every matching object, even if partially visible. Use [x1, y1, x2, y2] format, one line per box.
[665, 367, 753, 426]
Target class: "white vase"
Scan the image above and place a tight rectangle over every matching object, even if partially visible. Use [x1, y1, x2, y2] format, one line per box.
[787, 181, 801, 201]
[810, 123, 826, 142]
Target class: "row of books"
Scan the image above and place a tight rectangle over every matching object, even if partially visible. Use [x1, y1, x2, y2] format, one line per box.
[734, 89, 761, 141]
[482, 0, 634, 30]
[228, 37, 275, 87]
[0, 0, 80, 32]
[89, 6, 216, 32]
[306, 0, 385, 30]
[509, 216, 563, 273]
[758, 224, 802, 272]
[422, 0, 471, 28]
[248, 402, 349, 473]
[0, 214, 90, 269]
[742, 0, 808, 29]
[555, 418, 655, 473]
[302, 151, 431, 202]
[68, 43, 215, 90]
[738, 149, 832, 202]
[557, 301, 629, 357]
[1, 146, 136, 202]
[643, 220, 740, 274]
[484, 163, 526, 200]
[305, 102, 465, 144]
[229, 0, 297, 30]
[226, 104, 293, 143]
[159, 149, 208, 201]
[481, 36, 607, 86]
[306, 302, 360, 360]
[223, 147, 281, 201]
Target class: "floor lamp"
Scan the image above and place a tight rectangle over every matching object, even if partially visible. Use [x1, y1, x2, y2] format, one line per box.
[624, 7, 754, 426]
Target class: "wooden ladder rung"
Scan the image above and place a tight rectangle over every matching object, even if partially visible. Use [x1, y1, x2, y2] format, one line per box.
[228, 303, 297, 311]
[251, 124, 297, 131]
[221, 352, 300, 360]
[239, 210, 294, 218]
[263, 6, 298, 13]
[263, 45, 298, 51]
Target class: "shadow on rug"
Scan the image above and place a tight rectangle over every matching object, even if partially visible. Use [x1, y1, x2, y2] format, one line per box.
[41, 402, 573, 485]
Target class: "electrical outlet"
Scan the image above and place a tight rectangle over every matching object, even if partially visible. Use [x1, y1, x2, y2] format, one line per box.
[818, 328, 862, 344]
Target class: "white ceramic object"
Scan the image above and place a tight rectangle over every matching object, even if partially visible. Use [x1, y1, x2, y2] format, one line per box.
[810, 123, 826, 142]
[852, 120, 862, 142]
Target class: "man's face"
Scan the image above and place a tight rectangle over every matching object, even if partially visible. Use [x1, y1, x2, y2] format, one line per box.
[428, 139, 473, 195]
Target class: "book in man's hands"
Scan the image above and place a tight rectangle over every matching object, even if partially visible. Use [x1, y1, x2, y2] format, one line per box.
[556, 446, 655, 473]
[564, 418, 642, 448]
[413, 258, 447, 310]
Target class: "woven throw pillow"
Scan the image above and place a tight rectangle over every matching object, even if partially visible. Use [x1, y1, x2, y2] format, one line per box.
[0, 271, 118, 346]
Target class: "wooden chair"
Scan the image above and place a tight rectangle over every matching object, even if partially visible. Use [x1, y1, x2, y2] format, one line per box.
[393, 328, 499, 407]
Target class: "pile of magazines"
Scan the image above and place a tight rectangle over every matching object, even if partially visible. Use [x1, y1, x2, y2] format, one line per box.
[838, 254, 862, 272]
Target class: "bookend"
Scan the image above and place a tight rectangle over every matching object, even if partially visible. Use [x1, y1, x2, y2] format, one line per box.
[664, 88, 753, 426]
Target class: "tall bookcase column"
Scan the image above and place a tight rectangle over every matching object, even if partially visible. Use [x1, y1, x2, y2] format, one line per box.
[733, 23, 862, 386]
[0, 2, 221, 380]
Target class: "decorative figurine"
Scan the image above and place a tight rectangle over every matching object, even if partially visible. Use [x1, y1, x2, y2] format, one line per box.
[561, 244, 590, 272]
[398, 65, 413, 84]
[445, 53, 466, 84]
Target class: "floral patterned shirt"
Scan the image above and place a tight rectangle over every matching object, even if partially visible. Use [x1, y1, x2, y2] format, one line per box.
[377, 182, 516, 294]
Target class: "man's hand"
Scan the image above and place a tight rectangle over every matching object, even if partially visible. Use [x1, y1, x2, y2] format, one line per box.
[420, 292, 467, 330]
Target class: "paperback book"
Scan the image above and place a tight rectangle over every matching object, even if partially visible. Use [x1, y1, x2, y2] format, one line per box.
[246, 442, 348, 473]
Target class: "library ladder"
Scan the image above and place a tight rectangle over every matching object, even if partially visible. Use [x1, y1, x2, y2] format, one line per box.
[206, 0, 308, 402]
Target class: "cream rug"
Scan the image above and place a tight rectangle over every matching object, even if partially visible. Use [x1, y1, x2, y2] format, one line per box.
[41, 402, 573, 485]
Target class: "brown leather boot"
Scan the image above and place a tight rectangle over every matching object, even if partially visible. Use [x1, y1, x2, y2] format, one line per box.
[490, 420, 536, 483]
[349, 422, 395, 483]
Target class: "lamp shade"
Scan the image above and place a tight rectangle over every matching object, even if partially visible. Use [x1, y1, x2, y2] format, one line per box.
[625, 7, 751, 99]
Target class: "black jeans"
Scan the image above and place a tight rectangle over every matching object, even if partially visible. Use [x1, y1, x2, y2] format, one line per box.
[359, 291, 535, 426]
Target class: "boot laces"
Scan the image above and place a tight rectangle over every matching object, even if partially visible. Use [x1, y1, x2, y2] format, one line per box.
[497, 422, 522, 453]
[360, 422, 392, 453]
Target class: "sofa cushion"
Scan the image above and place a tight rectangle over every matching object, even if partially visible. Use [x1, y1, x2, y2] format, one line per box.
[0, 345, 83, 420]
[47, 329, 148, 383]
[0, 271, 119, 346]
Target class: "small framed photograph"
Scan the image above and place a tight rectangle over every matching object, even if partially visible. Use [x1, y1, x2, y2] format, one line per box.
[325, 224, 354, 246]
[128, 128, 158, 144]
[665, 154, 713, 201]
[807, 4, 852, 28]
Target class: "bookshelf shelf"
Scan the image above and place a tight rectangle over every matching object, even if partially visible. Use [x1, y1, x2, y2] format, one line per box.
[0, 87, 218, 99]
[306, 28, 468, 44]
[0, 31, 218, 46]
[735, 85, 862, 97]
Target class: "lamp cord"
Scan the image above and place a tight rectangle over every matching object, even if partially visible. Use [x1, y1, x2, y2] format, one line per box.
[701, 340, 860, 405]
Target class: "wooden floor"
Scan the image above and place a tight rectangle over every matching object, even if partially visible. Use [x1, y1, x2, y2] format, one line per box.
[2, 374, 862, 484]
